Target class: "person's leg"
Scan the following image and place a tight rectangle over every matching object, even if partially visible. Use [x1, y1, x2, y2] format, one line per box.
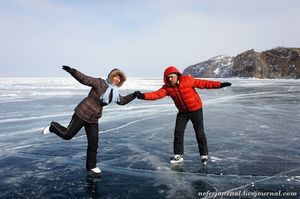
[50, 113, 84, 140]
[189, 109, 208, 156]
[173, 113, 189, 155]
[84, 123, 99, 170]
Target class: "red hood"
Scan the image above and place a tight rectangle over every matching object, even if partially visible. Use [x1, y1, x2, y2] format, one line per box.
[163, 66, 182, 84]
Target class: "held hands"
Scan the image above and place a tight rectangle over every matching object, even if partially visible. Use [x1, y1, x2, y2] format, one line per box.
[134, 91, 145, 99]
[220, 82, 232, 88]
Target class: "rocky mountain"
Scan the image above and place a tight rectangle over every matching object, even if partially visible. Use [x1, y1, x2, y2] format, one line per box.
[183, 47, 300, 79]
[183, 55, 234, 78]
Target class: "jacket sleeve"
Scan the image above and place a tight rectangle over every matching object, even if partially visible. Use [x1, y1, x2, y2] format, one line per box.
[117, 93, 136, 105]
[143, 87, 168, 100]
[193, 78, 221, 89]
[70, 69, 101, 87]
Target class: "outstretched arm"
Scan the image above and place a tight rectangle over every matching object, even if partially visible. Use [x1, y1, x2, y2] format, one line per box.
[193, 78, 222, 89]
[135, 87, 167, 100]
[117, 93, 136, 105]
[62, 65, 101, 87]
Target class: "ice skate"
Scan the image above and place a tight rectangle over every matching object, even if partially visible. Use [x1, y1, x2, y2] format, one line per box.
[170, 154, 184, 164]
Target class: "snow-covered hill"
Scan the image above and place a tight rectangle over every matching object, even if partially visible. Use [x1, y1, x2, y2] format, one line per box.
[183, 55, 234, 78]
[183, 47, 300, 79]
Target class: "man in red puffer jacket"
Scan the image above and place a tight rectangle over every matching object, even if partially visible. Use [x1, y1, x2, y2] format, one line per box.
[135, 66, 231, 166]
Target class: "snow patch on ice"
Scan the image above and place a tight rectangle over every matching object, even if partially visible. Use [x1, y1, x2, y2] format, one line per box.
[210, 156, 222, 162]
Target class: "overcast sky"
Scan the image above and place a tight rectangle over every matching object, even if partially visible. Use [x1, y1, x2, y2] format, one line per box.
[1, 0, 299, 77]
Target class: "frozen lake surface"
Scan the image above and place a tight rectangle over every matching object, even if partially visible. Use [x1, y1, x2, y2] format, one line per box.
[0, 78, 299, 198]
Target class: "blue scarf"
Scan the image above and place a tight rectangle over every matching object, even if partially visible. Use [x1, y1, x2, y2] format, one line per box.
[100, 79, 120, 104]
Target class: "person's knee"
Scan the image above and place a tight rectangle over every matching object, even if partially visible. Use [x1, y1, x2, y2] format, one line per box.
[64, 131, 77, 140]
[174, 133, 184, 140]
[174, 128, 185, 135]
[194, 126, 205, 135]
[64, 135, 73, 140]
[174, 136, 183, 143]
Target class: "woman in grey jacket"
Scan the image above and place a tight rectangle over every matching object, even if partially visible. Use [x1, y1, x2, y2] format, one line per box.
[42, 65, 136, 175]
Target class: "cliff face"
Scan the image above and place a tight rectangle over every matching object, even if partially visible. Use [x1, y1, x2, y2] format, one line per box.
[232, 49, 264, 78]
[183, 47, 300, 79]
[233, 48, 300, 79]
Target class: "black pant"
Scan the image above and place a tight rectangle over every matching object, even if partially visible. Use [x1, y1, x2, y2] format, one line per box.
[173, 108, 208, 156]
[49, 113, 99, 170]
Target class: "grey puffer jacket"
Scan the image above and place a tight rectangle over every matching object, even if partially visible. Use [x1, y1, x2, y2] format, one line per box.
[68, 69, 135, 123]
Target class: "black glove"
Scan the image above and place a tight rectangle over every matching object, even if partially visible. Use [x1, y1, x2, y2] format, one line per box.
[134, 91, 145, 99]
[62, 65, 76, 74]
[220, 82, 232, 88]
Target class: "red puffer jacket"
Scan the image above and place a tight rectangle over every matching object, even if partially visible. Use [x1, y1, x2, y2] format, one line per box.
[144, 66, 221, 113]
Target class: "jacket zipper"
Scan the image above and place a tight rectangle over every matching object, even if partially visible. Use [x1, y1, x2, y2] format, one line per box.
[174, 86, 189, 113]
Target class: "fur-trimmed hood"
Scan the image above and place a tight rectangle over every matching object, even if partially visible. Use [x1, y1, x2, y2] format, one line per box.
[107, 68, 127, 87]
